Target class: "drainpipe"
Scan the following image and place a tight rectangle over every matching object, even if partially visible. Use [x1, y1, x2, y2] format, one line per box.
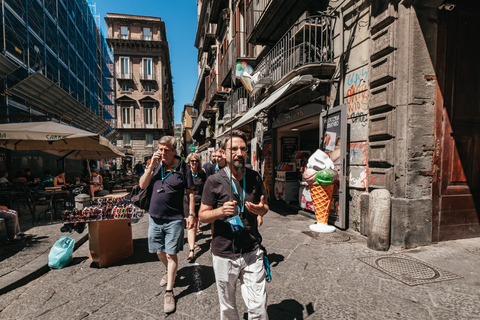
[339, 7, 344, 105]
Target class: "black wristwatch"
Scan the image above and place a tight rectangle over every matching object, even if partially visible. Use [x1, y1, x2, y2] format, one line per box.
[188, 213, 195, 217]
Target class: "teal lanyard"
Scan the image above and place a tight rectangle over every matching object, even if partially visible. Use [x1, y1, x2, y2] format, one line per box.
[215, 163, 220, 171]
[161, 160, 182, 181]
[192, 171, 198, 178]
[224, 168, 245, 214]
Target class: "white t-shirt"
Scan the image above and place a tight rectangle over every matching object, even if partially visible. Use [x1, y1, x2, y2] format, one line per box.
[103, 163, 111, 171]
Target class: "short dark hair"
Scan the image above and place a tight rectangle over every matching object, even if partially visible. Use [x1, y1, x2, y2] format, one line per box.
[25, 168, 31, 173]
[219, 130, 248, 150]
[44, 170, 51, 176]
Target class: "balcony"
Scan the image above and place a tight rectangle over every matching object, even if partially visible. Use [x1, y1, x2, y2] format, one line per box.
[209, 0, 229, 24]
[117, 72, 132, 80]
[219, 39, 235, 87]
[254, 14, 335, 85]
[247, 0, 319, 45]
[206, 76, 229, 108]
[221, 87, 252, 124]
[140, 69, 156, 81]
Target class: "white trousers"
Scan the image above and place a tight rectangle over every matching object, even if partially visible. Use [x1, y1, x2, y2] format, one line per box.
[212, 248, 268, 320]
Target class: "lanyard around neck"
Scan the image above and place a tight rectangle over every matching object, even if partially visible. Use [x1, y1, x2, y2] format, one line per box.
[224, 167, 245, 214]
[192, 170, 198, 178]
[161, 160, 182, 181]
[215, 163, 220, 171]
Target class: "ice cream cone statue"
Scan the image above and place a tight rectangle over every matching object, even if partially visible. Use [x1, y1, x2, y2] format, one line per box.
[303, 150, 337, 233]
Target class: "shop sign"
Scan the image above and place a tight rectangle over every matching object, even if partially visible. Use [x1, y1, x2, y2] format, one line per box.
[272, 103, 324, 128]
[320, 104, 347, 229]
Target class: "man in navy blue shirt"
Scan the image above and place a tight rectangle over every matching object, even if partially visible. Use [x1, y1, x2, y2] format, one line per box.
[139, 136, 195, 314]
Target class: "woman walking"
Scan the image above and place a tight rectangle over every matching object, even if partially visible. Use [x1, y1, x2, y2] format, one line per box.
[184, 153, 206, 261]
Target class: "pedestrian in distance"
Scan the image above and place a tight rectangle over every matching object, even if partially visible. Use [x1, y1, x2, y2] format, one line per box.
[139, 136, 195, 314]
[134, 160, 145, 177]
[199, 130, 269, 320]
[203, 150, 216, 177]
[184, 152, 206, 261]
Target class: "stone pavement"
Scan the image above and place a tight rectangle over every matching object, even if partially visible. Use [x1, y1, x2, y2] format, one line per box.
[0, 204, 480, 319]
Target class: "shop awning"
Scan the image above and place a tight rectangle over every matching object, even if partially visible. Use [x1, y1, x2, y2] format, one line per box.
[218, 75, 311, 138]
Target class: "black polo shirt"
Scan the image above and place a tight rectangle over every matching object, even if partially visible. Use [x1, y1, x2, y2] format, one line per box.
[183, 170, 206, 216]
[149, 157, 194, 220]
[201, 167, 267, 259]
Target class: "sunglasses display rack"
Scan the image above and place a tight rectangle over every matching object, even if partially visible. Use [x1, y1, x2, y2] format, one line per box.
[62, 197, 145, 223]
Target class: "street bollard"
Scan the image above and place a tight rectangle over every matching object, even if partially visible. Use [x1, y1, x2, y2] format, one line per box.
[367, 189, 391, 251]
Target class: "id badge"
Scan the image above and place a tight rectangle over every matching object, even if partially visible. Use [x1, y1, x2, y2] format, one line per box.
[227, 215, 244, 234]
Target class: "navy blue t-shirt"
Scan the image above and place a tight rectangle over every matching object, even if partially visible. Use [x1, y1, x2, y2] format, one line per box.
[148, 157, 194, 220]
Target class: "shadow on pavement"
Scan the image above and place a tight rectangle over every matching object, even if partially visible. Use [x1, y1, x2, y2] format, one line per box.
[266, 253, 285, 268]
[175, 264, 216, 301]
[265, 299, 309, 319]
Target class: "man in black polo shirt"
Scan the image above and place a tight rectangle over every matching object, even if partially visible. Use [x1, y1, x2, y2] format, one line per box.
[139, 136, 195, 314]
[199, 130, 269, 319]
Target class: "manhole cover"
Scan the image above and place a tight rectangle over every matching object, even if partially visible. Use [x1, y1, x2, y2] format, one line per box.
[358, 254, 462, 286]
[302, 231, 350, 243]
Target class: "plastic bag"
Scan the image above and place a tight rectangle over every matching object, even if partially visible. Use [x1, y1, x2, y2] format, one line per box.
[48, 236, 75, 269]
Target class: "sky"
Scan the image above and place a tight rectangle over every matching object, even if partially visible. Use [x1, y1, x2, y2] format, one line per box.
[93, 0, 198, 125]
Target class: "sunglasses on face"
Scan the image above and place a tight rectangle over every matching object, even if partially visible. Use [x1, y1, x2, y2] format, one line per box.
[190, 160, 199, 163]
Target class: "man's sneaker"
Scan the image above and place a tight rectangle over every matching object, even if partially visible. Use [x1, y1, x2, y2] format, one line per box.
[164, 292, 175, 314]
[160, 270, 168, 287]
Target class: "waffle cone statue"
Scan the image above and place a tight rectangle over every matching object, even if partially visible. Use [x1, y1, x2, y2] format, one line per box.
[309, 184, 334, 224]
[303, 150, 337, 233]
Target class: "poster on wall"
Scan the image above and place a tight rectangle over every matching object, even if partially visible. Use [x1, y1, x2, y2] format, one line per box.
[320, 104, 347, 229]
[251, 137, 258, 171]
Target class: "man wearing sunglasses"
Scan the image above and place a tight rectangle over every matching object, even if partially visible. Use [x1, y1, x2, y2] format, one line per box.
[199, 130, 269, 320]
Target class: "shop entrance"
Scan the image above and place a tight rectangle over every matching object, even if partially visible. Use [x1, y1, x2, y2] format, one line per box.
[433, 2, 480, 241]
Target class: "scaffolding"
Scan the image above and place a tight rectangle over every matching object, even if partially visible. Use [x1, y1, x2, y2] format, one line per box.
[1, 0, 114, 129]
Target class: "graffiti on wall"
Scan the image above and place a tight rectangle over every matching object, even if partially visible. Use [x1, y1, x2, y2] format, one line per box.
[346, 68, 369, 122]
[349, 142, 369, 189]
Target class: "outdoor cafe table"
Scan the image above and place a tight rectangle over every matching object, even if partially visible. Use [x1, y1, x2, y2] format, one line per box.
[44, 187, 70, 222]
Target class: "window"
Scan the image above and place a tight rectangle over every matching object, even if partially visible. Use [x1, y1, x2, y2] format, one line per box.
[145, 134, 153, 146]
[145, 107, 153, 128]
[144, 85, 152, 92]
[123, 134, 131, 146]
[121, 85, 129, 92]
[191, 108, 196, 115]
[192, 118, 196, 127]
[142, 58, 153, 80]
[143, 28, 151, 41]
[122, 107, 131, 128]
[121, 26, 128, 39]
[119, 57, 130, 78]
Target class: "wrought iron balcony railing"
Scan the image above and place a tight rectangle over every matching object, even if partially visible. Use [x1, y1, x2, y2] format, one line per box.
[254, 14, 334, 84]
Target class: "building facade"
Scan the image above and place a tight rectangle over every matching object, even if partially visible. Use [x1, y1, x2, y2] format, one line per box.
[105, 13, 174, 163]
[0, 0, 115, 177]
[180, 103, 197, 158]
[0, 0, 114, 135]
[193, 0, 480, 248]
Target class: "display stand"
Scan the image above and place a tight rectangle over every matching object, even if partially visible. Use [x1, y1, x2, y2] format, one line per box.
[88, 219, 133, 267]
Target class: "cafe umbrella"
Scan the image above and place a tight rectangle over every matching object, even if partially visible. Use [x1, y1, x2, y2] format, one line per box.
[0, 121, 124, 159]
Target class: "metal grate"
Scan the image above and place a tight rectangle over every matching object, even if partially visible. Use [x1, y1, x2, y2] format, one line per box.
[302, 230, 350, 243]
[358, 254, 462, 286]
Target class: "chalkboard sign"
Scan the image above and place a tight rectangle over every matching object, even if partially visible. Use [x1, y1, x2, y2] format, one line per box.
[281, 137, 298, 162]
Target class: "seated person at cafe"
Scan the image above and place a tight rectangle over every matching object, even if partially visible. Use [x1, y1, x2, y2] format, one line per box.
[53, 170, 70, 188]
[24, 168, 35, 183]
[89, 169, 103, 199]
[0, 171, 12, 187]
[13, 170, 27, 183]
[0, 204, 33, 243]
[39, 171, 54, 189]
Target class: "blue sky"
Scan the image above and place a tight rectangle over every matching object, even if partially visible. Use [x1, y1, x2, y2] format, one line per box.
[94, 0, 198, 125]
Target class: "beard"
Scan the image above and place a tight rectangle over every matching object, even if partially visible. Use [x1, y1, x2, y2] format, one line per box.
[233, 159, 245, 173]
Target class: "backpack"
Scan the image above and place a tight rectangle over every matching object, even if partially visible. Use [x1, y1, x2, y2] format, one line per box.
[130, 184, 152, 210]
